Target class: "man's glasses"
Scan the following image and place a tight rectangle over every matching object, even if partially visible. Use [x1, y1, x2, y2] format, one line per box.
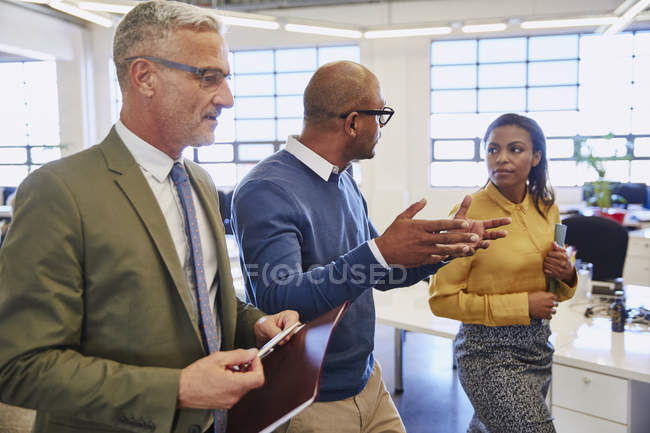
[339, 106, 395, 126]
[124, 55, 230, 90]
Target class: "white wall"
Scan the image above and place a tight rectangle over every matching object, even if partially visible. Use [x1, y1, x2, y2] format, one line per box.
[90, 25, 116, 142]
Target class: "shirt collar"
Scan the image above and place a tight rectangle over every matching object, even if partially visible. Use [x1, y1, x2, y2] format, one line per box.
[485, 181, 531, 214]
[285, 135, 342, 182]
[115, 120, 181, 182]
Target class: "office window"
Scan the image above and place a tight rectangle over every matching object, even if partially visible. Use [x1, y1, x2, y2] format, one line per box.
[110, 45, 361, 188]
[109, 61, 122, 124]
[430, 32, 650, 187]
[0, 61, 61, 187]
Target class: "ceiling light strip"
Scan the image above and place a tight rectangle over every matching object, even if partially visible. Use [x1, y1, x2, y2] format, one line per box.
[78, 1, 134, 14]
[604, 0, 650, 35]
[364, 26, 451, 39]
[49, 1, 113, 27]
[285, 23, 361, 38]
[218, 15, 279, 30]
[521, 16, 618, 29]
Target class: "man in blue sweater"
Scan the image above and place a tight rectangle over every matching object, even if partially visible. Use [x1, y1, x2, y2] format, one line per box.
[232, 61, 510, 433]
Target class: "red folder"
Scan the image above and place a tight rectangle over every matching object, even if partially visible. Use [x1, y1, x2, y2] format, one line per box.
[227, 301, 350, 433]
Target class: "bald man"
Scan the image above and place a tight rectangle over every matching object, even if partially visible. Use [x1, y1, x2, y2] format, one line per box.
[231, 61, 510, 433]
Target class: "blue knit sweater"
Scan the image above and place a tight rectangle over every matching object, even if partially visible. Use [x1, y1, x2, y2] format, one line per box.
[232, 149, 443, 401]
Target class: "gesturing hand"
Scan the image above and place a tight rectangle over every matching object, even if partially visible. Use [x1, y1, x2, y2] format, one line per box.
[375, 199, 481, 268]
[451, 195, 511, 251]
[177, 349, 265, 410]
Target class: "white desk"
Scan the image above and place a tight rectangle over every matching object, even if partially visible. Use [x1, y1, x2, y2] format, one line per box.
[374, 283, 650, 432]
[624, 229, 650, 286]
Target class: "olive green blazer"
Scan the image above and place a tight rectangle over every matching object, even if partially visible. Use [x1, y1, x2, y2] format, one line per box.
[0, 128, 264, 433]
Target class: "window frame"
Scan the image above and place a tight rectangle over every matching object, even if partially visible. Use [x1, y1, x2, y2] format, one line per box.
[429, 31, 650, 187]
[0, 60, 61, 187]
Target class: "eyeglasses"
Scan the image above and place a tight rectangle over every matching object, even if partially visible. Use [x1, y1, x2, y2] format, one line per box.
[339, 106, 395, 126]
[124, 55, 230, 90]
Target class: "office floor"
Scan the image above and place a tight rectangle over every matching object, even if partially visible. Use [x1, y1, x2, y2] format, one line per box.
[373, 323, 474, 433]
[0, 323, 473, 433]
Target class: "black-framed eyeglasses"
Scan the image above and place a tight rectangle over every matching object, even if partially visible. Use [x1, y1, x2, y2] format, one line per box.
[339, 106, 395, 126]
[124, 55, 230, 90]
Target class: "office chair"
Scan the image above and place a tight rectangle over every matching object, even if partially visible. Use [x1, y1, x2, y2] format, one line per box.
[217, 189, 234, 234]
[583, 182, 648, 208]
[563, 216, 629, 281]
[612, 182, 647, 207]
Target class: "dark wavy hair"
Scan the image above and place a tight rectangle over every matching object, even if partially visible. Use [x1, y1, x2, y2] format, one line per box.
[483, 113, 555, 218]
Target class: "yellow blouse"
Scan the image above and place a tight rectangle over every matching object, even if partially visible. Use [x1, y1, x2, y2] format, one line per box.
[429, 182, 576, 326]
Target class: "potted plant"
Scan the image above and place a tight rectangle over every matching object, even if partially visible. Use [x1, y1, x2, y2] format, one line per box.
[573, 133, 632, 222]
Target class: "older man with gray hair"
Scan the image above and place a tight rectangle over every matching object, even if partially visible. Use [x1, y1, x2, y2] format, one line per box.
[0, 2, 298, 433]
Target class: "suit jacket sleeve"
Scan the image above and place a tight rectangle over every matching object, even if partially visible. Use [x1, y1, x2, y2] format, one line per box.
[0, 167, 180, 431]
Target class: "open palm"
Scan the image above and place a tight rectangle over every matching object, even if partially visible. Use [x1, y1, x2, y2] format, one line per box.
[451, 195, 511, 250]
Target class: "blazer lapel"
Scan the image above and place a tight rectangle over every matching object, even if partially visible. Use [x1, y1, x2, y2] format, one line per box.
[185, 162, 237, 350]
[99, 128, 204, 344]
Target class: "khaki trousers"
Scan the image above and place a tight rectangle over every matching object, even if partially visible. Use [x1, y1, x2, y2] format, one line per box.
[278, 360, 405, 433]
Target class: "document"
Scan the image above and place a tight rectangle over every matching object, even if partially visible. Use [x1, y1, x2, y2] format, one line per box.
[227, 301, 350, 433]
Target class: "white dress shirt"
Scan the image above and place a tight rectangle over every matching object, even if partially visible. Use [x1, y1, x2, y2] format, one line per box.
[284, 135, 389, 269]
[116, 121, 221, 345]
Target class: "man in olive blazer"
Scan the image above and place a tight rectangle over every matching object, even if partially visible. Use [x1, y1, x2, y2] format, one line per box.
[0, 128, 258, 431]
[0, 2, 297, 432]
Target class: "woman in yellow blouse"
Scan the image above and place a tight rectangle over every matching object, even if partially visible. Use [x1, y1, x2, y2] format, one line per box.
[429, 113, 577, 433]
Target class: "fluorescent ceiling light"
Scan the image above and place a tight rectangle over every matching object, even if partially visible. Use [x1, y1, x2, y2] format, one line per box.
[49, 1, 113, 27]
[364, 26, 451, 39]
[521, 16, 617, 29]
[285, 23, 361, 38]
[78, 1, 134, 14]
[462, 23, 507, 33]
[218, 15, 279, 30]
[13, 0, 49, 3]
[604, 0, 650, 35]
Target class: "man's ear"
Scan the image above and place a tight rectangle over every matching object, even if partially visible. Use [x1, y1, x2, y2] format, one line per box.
[129, 59, 156, 98]
[343, 112, 358, 138]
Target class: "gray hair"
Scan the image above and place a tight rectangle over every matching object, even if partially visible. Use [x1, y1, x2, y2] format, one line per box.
[113, 0, 224, 89]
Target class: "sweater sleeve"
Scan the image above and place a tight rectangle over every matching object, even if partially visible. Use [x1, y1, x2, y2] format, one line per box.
[232, 179, 391, 321]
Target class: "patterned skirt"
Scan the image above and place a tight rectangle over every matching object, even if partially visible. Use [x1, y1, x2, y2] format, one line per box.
[454, 319, 556, 433]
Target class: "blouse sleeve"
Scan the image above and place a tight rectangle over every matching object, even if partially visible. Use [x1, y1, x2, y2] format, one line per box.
[428, 255, 530, 326]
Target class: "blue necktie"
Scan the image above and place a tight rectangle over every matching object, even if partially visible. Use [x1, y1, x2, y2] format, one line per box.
[170, 162, 226, 432]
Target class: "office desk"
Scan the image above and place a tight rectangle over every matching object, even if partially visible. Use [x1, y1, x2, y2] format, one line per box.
[374, 283, 650, 432]
[624, 229, 650, 286]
